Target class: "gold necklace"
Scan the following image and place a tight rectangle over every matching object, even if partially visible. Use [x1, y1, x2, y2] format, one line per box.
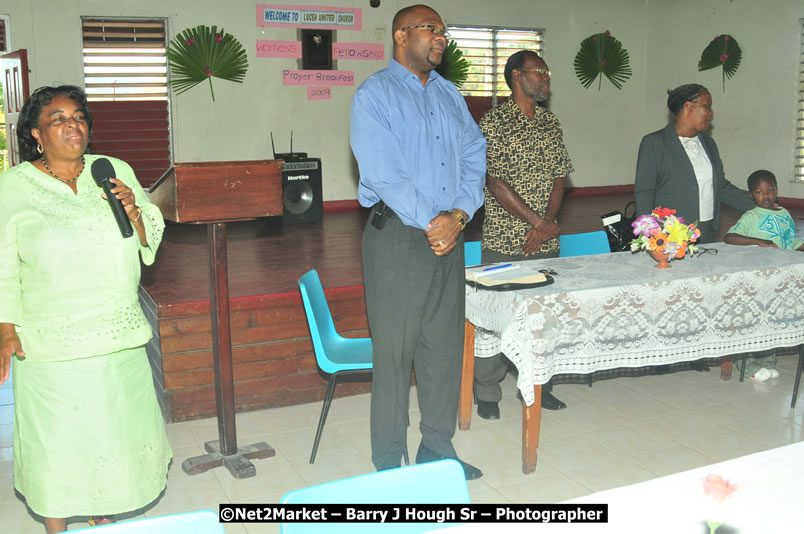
[41, 156, 85, 183]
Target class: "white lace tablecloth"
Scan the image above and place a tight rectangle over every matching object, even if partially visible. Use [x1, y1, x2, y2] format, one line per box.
[466, 243, 804, 406]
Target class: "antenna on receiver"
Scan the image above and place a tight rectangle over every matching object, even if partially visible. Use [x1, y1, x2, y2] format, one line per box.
[270, 132, 277, 159]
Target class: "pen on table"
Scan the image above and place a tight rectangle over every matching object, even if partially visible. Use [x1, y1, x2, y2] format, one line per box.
[483, 263, 513, 272]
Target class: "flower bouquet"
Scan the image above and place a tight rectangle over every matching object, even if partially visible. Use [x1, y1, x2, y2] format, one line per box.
[630, 207, 700, 268]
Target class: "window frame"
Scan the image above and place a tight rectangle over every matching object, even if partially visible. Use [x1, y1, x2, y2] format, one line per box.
[795, 18, 804, 182]
[445, 24, 545, 103]
[81, 17, 169, 102]
[0, 14, 10, 53]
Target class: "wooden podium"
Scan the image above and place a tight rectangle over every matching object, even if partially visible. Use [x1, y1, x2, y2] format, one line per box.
[150, 160, 283, 478]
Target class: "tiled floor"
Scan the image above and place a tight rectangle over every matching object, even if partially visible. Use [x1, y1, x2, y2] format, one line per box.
[1, 355, 802, 533]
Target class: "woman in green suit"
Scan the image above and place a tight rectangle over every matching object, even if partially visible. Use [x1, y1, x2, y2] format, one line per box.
[635, 84, 753, 243]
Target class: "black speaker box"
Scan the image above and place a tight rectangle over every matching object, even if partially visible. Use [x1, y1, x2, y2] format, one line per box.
[282, 158, 323, 224]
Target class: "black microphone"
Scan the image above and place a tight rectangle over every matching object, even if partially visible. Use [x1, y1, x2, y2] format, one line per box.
[91, 158, 134, 238]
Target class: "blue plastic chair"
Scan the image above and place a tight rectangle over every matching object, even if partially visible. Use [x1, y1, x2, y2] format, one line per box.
[280, 459, 470, 533]
[298, 269, 408, 465]
[559, 231, 611, 258]
[69, 511, 223, 533]
[464, 240, 482, 266]
[559, 231, 610, 387]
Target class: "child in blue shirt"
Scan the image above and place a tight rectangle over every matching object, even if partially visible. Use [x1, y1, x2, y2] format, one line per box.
[725, 170, 804, 381]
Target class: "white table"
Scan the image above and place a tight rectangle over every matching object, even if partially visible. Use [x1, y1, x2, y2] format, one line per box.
[437, 441, 804, 533]
[459, 244, 804, 472]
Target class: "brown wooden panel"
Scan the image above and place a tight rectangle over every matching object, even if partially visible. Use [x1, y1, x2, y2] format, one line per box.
[92, 129, 169, 141]
[91, 100, 168, 112]
[91, 140, 170, 152]
[91, 119, 170, 132]
[92, 110, 170, 122]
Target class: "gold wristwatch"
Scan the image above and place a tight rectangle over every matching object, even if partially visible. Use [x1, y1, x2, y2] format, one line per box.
[452, 210, 467, 231]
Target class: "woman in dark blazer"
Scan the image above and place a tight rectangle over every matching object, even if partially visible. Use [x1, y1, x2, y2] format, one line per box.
[635, 84, 753, 243]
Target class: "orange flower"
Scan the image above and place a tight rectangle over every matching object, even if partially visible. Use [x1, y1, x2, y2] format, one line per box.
[648, 232, 667, 251]
[674, 242, 688, 259]
[703, 474, 738, 504]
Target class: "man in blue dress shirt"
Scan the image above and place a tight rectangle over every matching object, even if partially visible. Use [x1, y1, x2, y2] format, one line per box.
[350, 4, 486, 480]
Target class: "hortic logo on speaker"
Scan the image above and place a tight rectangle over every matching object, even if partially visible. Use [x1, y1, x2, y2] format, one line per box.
[287, 174, 310, 181]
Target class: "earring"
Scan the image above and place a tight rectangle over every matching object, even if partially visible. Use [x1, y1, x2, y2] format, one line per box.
[37, 143, 44, 154]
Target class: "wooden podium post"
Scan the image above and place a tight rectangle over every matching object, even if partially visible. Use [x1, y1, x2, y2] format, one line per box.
[150, 160, 284, 478]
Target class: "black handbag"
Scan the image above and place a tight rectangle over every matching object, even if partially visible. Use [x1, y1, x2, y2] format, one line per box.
[601, 201, 637, 252]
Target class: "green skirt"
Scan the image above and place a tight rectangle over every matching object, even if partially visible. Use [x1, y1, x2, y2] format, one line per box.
[13, 346, 172, 518]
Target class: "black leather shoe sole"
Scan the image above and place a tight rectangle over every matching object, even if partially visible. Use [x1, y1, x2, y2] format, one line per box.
[690, 360, 710, 372]
[415, 444, 483, 480]
[541, 391, 567, 410]
[477, 400, 500, 420]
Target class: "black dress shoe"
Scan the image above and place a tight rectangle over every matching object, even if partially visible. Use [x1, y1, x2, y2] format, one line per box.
[477, 400, 500, 420]
[690, 360, 710, 372]
[415, 444, 483, 480]
[541, 391, 567, 410]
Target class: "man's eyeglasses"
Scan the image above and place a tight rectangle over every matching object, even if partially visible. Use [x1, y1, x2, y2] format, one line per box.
[401, 24, 451, 38]
[519, 68, 552, 78]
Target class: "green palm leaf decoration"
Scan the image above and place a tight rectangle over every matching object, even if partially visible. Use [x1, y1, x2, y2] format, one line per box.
[573, 30, 632, 90]
[698, 34, 742, 92]
[166, 25, 248, 102]
[436, 40, 469, 89]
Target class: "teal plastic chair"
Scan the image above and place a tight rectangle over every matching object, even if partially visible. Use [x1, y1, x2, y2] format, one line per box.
[464, 240, 482, 266]
[280, 459, 470, 533]
[559, 231, 611, 258]
[69, 511, 223, 533]
[298, 269, 408, 465]
[559, 231, 610, 387]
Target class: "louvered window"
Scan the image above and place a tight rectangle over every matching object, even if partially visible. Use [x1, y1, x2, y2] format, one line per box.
[796, 19, 804, 182]
[82, 19, 168, 101]
[446, 25, 544, 122]
[82, 18, 171, 188]
[0, 16, 8, 53]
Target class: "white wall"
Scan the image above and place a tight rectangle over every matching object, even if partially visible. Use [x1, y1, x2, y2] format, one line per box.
[3, 0, 803, 200]
[644, 0, 804, 199]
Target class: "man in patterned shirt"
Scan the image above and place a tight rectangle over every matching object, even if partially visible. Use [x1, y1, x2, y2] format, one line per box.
[475, 50, 574, 418]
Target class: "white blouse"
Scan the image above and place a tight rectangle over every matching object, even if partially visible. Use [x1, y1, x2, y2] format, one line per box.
[679, 135, 714, 222]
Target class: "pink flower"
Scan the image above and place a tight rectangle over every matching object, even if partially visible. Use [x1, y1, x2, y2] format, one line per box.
[605, 30, 611, 37]
[592, 36, 596, 41]
[203, 66, 212, 77]
[632, 214, 661, 237]
[724, 35, 729, 40]
[185, 39, 196, 46]
[601, 60, 606, 66]
[703, 474, 738, 504]
[215, 34, 224, 42]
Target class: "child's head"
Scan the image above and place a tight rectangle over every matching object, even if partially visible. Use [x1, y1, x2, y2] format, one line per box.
[746, 170, 777, 209]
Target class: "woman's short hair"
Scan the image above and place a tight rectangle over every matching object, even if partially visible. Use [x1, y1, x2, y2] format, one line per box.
[17, 85, 93, 162]
[666, 84, 708, 115]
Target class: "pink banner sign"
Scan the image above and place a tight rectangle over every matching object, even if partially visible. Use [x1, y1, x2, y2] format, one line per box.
[332, 42, 384, 61]
[257, 4, 362, 31]
[283, 69, 355, 86]
[307, 86, 332, 100]
[256, 40, 302, 58]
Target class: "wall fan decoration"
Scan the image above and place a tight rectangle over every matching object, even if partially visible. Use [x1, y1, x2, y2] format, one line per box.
[698, 34, 742, 92]
[167, 25, 248, 101]
[436, 40, 469, 89]
[574, 30, 632, 90]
